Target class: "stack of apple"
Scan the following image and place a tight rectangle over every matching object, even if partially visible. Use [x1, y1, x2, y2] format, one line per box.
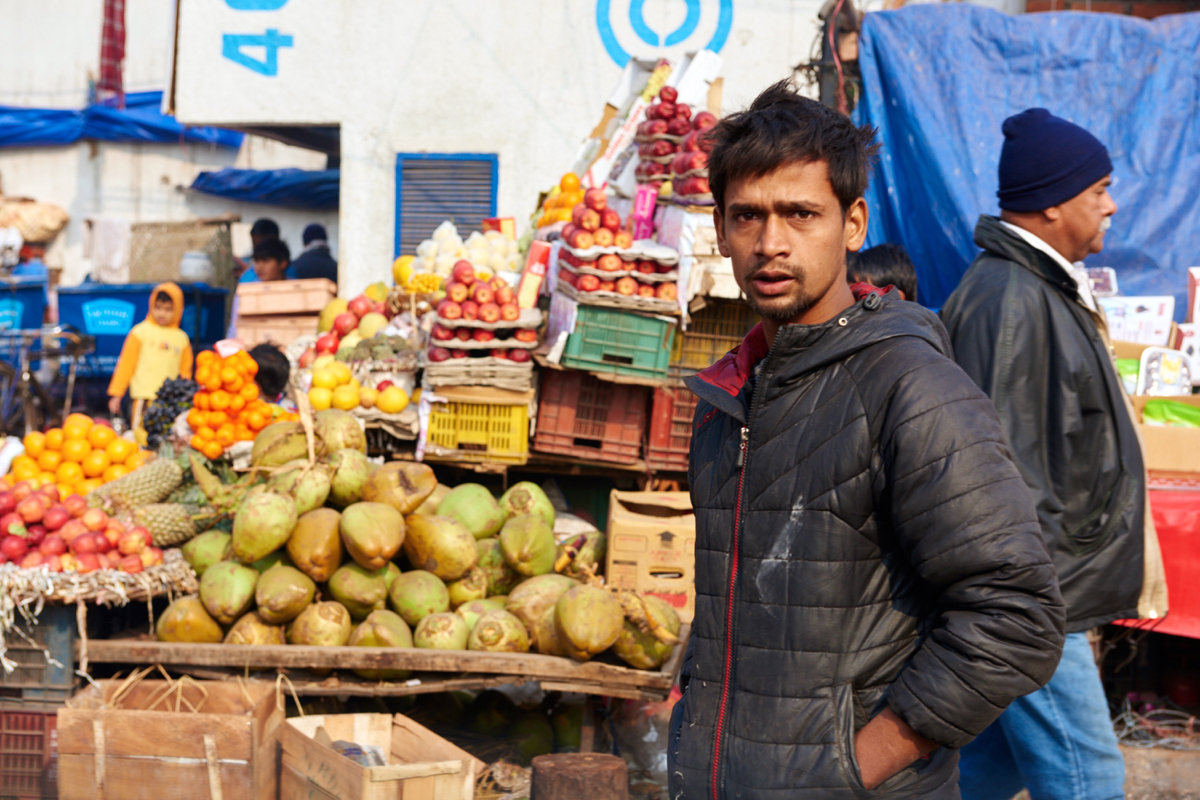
[429, 260, 535, 364]
[0, 481, 163, 574]
[633, 86, 718, 185]
[559, 188, 633, 251]
[670, 109, 718, 201]
[308, 292, 391, 366]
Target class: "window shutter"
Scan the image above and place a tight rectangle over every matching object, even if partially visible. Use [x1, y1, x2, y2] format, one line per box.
[394, 154, 498, 257]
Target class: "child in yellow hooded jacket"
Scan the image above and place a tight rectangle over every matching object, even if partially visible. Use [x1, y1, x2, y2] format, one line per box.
[107, 283, 193, 429]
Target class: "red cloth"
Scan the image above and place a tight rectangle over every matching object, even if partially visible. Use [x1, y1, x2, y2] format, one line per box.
[97, 0, 126, 107]
[1114, 488, 1200, 639]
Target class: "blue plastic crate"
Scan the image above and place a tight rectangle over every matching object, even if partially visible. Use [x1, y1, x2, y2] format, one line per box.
[56, 282, 228, 378]
[0, 604, 76, 711]
[0, 278, 49, 368]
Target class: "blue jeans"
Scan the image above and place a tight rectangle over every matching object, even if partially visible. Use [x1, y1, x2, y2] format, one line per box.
[958, 631, 1124, 800]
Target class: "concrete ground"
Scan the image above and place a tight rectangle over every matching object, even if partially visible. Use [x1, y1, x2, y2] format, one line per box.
[1122, 745, 1200, 799]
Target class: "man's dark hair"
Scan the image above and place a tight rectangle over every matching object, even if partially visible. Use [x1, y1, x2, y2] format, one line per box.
[249, 344, 290, 400]
[250, 218, 280, 241]
[707, 80, 879, 213]
[253, 238, 290, 265]
[848, 243, 919, 303]
[153, 290, 173, 305]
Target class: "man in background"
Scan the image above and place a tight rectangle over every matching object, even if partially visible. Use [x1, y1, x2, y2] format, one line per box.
[290, 223, 337, 284]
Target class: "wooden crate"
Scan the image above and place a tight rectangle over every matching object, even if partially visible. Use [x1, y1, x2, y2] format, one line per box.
[235, 314, 318, 348]
[280, 713, 483, 800]
[235, 278, 337, 316]
[56, 679, 281, 800]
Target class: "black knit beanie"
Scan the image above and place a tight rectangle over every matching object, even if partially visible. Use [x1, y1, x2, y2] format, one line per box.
[997, 108, 1112, 212]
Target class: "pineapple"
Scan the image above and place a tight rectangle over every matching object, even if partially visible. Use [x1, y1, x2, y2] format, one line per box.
[134, 503, 197, 547]
[93, 459, 184, 512]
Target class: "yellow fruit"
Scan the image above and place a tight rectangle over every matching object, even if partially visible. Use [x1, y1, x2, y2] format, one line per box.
[311, 367, 339, 391]
[63, 417, 91, 440]
[313, 354, 335, 371]
[317, 298, 349, 333]
[358, 387, 378, 409]
[376, 386, 408, 415]
[308, 387, 333, 411]
[87, 425, 117, 449]
[392, 255, 415, 287]
[410, 388, 422, 405]
[331, 385, 359, 411]
[22, 432, 46, 459]
[328, 362, 353, 386]
[364, 281, 389, 302]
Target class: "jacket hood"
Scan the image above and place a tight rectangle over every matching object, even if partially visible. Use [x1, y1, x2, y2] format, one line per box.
[687, 286, 951, 421]
[973, 214, 1078, 295]
[148, 282, 185, 328]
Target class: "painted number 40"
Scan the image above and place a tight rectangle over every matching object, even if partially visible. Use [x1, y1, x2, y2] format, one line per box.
[221, 0, 292, 77]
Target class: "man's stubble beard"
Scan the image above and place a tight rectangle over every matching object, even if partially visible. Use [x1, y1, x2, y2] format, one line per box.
[743, 266, 815, 323]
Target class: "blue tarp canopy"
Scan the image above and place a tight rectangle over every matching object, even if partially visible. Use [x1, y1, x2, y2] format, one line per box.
[0, 91, 243, 148]
[189, 167, 339, 210]
[856, 7, 1200, 316]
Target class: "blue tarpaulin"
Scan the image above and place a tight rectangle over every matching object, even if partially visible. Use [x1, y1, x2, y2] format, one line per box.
[189, 167, 339, 210]
[856, 7, 1200, 316]
[0, 91, 243, 149]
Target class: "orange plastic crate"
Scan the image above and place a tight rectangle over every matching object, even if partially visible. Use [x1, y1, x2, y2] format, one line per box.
[646, 384, 698, 473]
[534, 370, 648, 464]
[0, 710, 57, 799]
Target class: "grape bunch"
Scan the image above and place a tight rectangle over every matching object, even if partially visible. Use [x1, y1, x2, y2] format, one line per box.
[144, 377, 200, 448]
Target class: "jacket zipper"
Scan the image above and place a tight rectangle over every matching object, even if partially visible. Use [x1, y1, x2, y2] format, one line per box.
[711, 424, 750, 800]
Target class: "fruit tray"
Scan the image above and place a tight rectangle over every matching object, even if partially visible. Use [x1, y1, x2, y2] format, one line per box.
[562, 240, 679, 265]
[433, 308, 543, 329]
[0, 548, 198, 609]
[424, 359, 535, 393]
[436, 336, 539, 351]
[557, 283, 681, 316]
[558, 261, 678, 284]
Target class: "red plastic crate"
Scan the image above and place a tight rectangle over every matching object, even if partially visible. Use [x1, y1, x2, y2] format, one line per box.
[646, 384, 699, 472]
[533, 370, 649, 464]
[1, 710, 57, 799]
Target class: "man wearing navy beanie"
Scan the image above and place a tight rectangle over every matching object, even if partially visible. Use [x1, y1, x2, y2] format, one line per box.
[940, 110, 1167, 799]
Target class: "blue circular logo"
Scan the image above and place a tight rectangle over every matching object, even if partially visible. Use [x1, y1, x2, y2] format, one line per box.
[596, 0, 734, 68]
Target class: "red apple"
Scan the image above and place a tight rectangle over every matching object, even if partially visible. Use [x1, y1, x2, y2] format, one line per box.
[437, 300, 463, 320]
[584, 188, 607, 212]
[44, 555, 62, 572]
[451, 260, 477, 286]
[514, 329, 539, 343]
[562, 222, 577, 241]
[666, 117, 690, 136]
[42, 505, 69, 532]
[614, 231, 634, 249]
[75, 553, 101, 573]
[431, 324, 454, 341]
[640, 119, 669, 137]
[658, 86, 678, 103]
[675, 103, 692, 121]
[593, 228, 615, 248]
[1, 535, 28, 560]
[59, 518, 88, 544]
[16, 495, 46, 524]
[495, 285, 516, 306]
[455, 328, 473, 342]
[0, 551, 8, 565]
[556, 267, 577, 288]
[651, 139, 676, 157]
[472, 283, 495, 305]
[568, 230, 594, 249]
[460, 300, 480, 321]
[638, 284, 657, 298]
[347, 294, 373, 319]
[479, 303, 501, 323]
[315, 331, 340, 355]
[428, 347, 451, 363]
[1, 512, 26, 538]
[578, 275, 601, 292]
[508, 348, 531, 363]
[12, 481, 34, 501]
[472, 329, 496, 343]
[82, 507, 108, 533]
[39, 485, 60, 503]
[598, 280, 616, 293]
[39, 534, 66, 557]
[298, 347, 317, 369]
[571, 205, 589, 227]
[601, 208, 621, 232]
[333, 312, 359, 337]
[596, 254, 622, 272]
[490, 348, 509, 360]
[450, 349, 468, 359]
[656, 260, 676, 274]
[63, 494, 87, 517]
[580, 209, 601, 232]
[20, 551, 45, 569]
[692, 111, 718, 131]
[120, 554, 144, 574]
[375, 380, 394, 391]
[446, 282, 470, 303]
[93, 531, 114, 554]
[637, 260, 657, 275]
[70, 531, 99, 555]
[0, 491, 14, 516]
[656, 283, 679, 301]
[24, 524, 46, 548]
[500, 303, 520, 321]
[374, 300, 388, 316]
[615, 277, 638, 296]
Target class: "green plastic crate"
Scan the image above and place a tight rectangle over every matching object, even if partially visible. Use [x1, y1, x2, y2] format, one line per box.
[561, 306, 676, 380]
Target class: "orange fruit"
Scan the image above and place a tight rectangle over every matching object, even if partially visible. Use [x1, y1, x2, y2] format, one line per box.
[62, 417, 92, 440]
[102, 464, 129, 483]
[239, 351, 258, 376]
[81, 450, 111, 478]
[189, 434, 206, 452]
[39, 471, 57, 486]
[10, 455, 40, 482]
[124, 450, 152, 470]
[22, 432, 46, 459]
[210, 390, 231, 411]
[65, 412, 93, 429]
[105, 437, 136, 465]
[560, 172, 581, 193]
[56, 461, 84, 485]
[202, 440, 224, 461]
[239, 383, 260, 403]
[196, 426, 216, 442]
[196, 350, 216, 369]
[61, 438, 92, 463]
[229, 395, 246, 413]
[216, 424, 236, 448]
[37, 450, 63, 471]
[235, 423, 254, 441]
[76, 478, 102, 496]
[193, 392, 210, 411]
[44, 428, 64, 451]
[186, 409, 206, 430]
[87, 425, 116, 449]
[207, 411, 230, 429]
[246, 410, 268, 431]
[220, 366, 239, 387]
[202, 370, 221, 391]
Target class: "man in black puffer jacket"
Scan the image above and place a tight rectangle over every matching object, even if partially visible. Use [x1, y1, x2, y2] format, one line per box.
[667, 81, 1066, 799]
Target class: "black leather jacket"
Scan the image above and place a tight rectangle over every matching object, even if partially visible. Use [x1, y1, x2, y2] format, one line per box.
[670, 289, 1065, 798]
[940, 215, 1146, 632]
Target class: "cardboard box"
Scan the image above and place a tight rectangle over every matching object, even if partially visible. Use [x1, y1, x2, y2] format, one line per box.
[280, 713, 484, 800]
[235, 314, 318, 347]
[235, 277, 336, 316]
[1098, 296, 1175, 345]
[605, 490, 696, 622]
[1130, 394, 1200, 475]
[57, 679, 282, 800]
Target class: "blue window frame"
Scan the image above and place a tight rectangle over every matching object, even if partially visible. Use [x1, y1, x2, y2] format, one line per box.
[394, 153, 499, 257]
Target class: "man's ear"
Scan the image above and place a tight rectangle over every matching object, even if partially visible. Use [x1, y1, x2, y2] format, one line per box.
[843, 197, 868, 251]
[1042, 205, 1062, 224]
[714, 206, 730, 258]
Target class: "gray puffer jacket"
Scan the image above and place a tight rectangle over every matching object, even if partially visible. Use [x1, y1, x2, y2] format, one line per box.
[669, 289, 1065, 799]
